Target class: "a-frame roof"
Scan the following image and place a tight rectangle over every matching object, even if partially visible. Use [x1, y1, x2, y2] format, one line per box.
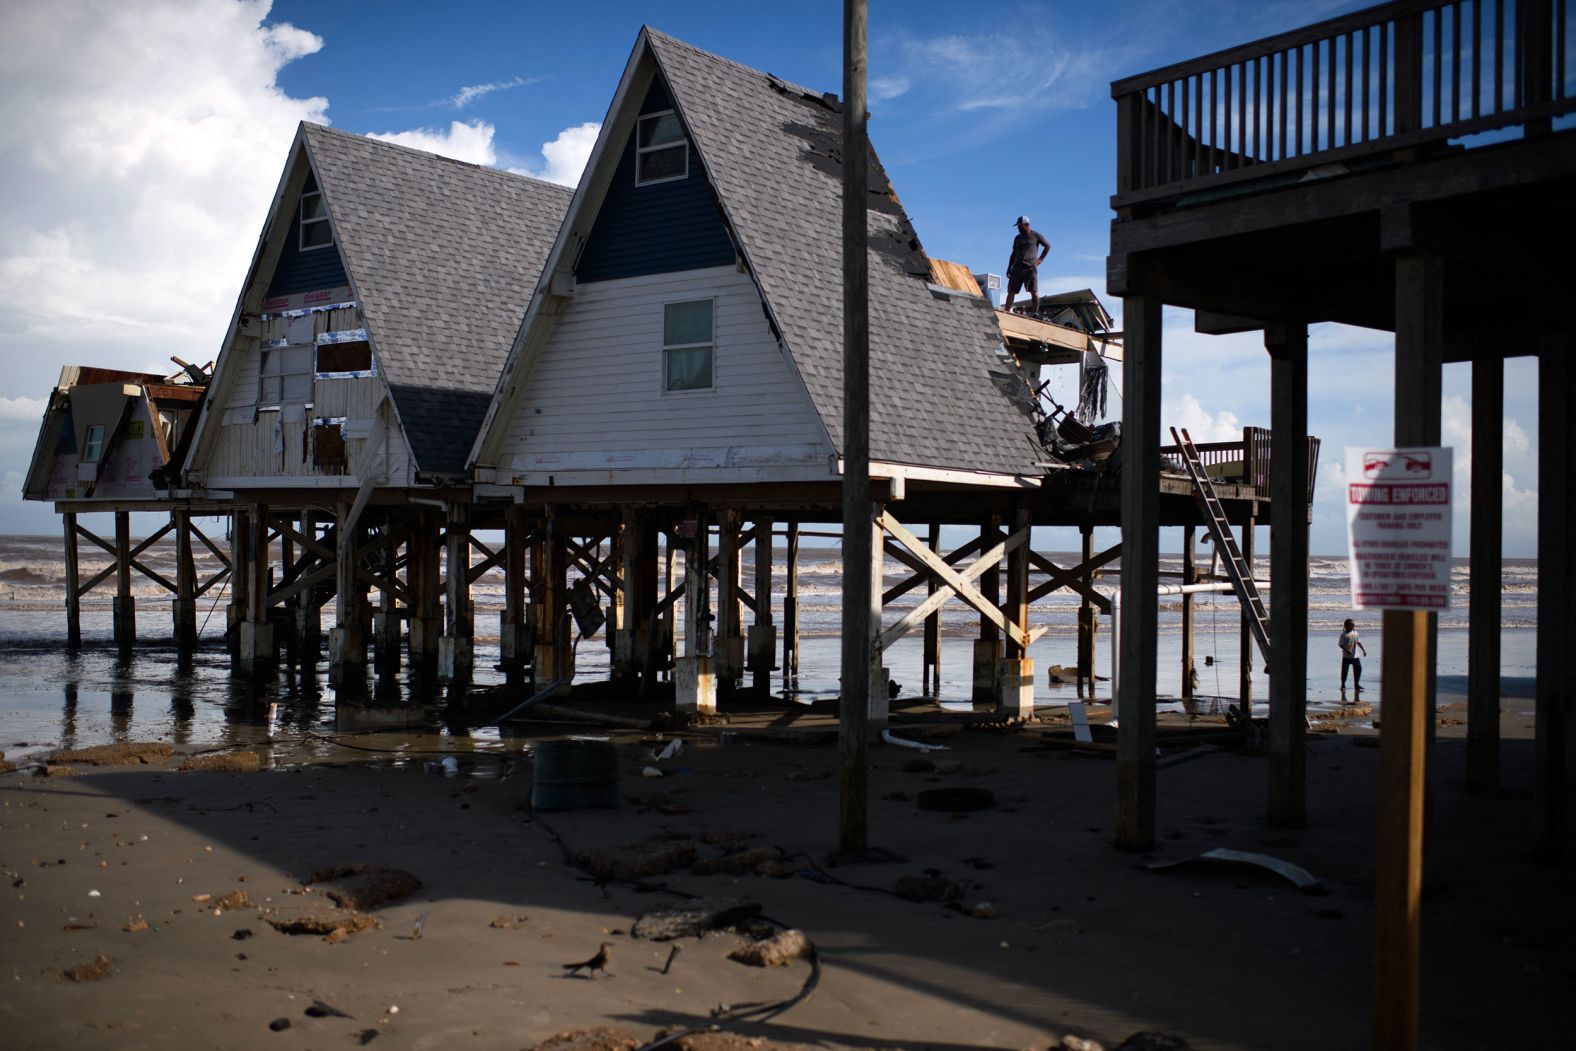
[188, 123, 573, 482]
[303, 124, 574, 476]
[473, 28, 1044, 479]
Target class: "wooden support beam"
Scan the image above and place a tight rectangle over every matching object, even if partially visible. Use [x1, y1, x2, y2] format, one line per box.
[750, 516, 776, 694]
[783, 519, 800, 684]
[113, 511, 135, 648]
[1536, 343, 1575, 860]
[535, 506, 567, 685]
[1268, 323, 1309, 828]
[1005, 505, 1031, 661]
[1027, 547, 1117, 610]
[292, 512, 321, 660]
[409, 510, 442, 672]
[501, 505, 530, 682]
[63, 512, 80, 649]
[441, 502, 474, 682]
[1239, 514, 1257, 716]
[883, 535, 984, 604]
[330, 501, 365, 683]
[1467, 354, 1503, 792]
[974, 515, 1002, 702]
[923, 522, 940, 697]
[1117, 291, 1161, 852]
[173, 511, 196, 654]
[716, 510, 744, 685]
[1180, 526, 1195, 699]
[1076, 525, 1094, 697]
[876, 513, 1029, 650]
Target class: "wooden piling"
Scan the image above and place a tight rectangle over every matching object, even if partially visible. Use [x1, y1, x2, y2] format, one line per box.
[923, 522, 941, 696]
[1077, 524, 1094, 697]
[294, 512, 321, 660]
[1267, 323, 1309, 828]
[1181, 525, 1195, 699]
[441, 502, 474, 683]
[501, 505, 530, 683]
[113, 510, 135, 648]
[1467, 353, 1503, 792]
[972, 515, 1002, 702]
[330, 501, 365, 683]
[1239, 514, 1256, 716]
[717, 509, 743, 687]
[1536, 343, 1574, 861]
[749, 516, 776, 695]
[408, 509, 441, 673]
[677, 506, 716, 716]
[63, 512, 81, 649]
[535, 506, 566, 685]
[783, 519, 800, 685]
[1116, 291, 1161, 852]
[172, 510, 196, 653]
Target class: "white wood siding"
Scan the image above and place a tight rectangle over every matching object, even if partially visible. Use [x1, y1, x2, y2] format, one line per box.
[497, 266, 830, 475]
[204, 305, 411, 487]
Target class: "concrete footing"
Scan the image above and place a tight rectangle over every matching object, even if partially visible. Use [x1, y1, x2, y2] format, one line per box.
[675, 655, 717, 716]
[997, 658, 1035, 719]
[972, 639, 1001, 701]
[238, 620, 275, 675]
[113, 596, 136, 648]
[439, 636, 473, 682]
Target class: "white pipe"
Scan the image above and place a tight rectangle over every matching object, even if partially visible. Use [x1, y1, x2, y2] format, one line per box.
[881, 728, 948, 752]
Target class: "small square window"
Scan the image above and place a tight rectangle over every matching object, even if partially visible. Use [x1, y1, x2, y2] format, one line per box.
[259, 344, 314, 408]
[663, 299, 713, 392]
[636, 111, 688, 185]
[299, 189, 333, 250]
[83, 424, 104, 463]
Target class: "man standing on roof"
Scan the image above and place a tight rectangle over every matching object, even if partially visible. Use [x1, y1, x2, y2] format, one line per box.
[1003, 214, 1050, 316]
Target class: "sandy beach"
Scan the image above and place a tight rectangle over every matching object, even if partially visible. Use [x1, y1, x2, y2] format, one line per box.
[0, 686, 1564, 1051]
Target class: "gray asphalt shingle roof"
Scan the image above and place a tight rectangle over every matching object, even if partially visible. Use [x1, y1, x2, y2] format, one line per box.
[303, 124, 573, 476]
[645, 30, 1044, 476]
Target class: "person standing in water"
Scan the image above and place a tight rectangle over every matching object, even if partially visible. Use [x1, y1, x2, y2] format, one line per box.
[1339, 618, 1367, 699]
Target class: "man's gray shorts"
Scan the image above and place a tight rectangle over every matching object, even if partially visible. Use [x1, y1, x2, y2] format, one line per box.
[1007, 265, 1037, 298]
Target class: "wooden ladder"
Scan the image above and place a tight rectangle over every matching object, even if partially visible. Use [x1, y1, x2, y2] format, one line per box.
[1169, 427, 1271, 665]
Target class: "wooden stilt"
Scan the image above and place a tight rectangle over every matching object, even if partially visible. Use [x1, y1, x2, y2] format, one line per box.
[716, 509, 743, 689]
[1077, 524, 1095, 697]
[238, 503, 273, 675]
[749, 516, 776, 695]
[330, 501, 365, 685]
[973, 515, 1002, 702]
[1467, 353, 1503, 792]
[1372, 250, 1443, 1050]
[227, 509, 247, 660]
[677, 507, 716, 716]
[866, 502, 887, 725]
[440, 503, 473, 683]
[1116, 291, 1161, 852]
[113, 510, 135, 649]
[63, 512, 81, 649]
[374, 537, 401, 674]
[923, 522, 940, 697]
[1239, 514, 1256, 716]
[999, 504, 1034, 718]
[173, 510, 196, 654]
[606, 521, 625, 664]
[501, 505, 530, 684]
[294, 512, 321, 661]
[408, 510, 441, 674]
[1536, 344, 1574, 860]
[783, 519, 800, 686]
[535, 506, 566, 685]
[1181, 525, 1196, 699]
[1267, 323, 1309, 828]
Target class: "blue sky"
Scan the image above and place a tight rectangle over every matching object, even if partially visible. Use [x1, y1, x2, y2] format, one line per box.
[0, 0, 1541, 556]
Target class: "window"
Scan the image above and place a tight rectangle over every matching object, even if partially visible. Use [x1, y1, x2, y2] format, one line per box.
[636, 111, 687, 185]
[663, 299, 713, 392]
[83, 425, 104, 463]
[299, 189, 333, 250]
[258, 344, 314, 407]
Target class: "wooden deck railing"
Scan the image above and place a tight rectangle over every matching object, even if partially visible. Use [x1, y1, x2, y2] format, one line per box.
[1113, 0, 1573, 207]
[1160, 427, 1321, 503]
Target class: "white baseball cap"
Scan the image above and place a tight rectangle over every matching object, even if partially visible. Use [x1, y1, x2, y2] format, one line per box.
[1014, 214, 1030, 225]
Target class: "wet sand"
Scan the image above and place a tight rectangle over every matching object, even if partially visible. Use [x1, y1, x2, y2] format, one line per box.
[0, 695, 1564, 1051]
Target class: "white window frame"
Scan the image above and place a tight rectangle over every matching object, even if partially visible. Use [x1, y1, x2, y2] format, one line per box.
[257, 341, 316, 410]
[82, 424, 105, 463]
[298, 188, 333, 251]
[662, 298, 715, 394]
[635, 110, 688, 187]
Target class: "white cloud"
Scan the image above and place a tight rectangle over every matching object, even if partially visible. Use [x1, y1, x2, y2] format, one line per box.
[367, 119, 498, 164]
[509, 122, 600, 187]
[0, 0, 328, 531]
[871, 76, 911, 103]
[1163, 392, 1242, 443]
[881, 28, 1120, 114]
[453, 76, 536, 109]
[0, 396, 47, 421]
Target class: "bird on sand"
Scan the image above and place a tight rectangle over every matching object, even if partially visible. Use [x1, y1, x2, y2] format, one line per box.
[562, 942, 612, 978]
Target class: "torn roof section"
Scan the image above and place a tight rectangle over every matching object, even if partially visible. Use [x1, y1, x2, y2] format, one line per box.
[300, 125, 574, 478]
[643, 29, 1044, 476]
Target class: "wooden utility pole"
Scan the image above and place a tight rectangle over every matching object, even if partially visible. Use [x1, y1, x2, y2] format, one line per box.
[1467, 353, 1502, 791]
[838, 0, 871, 855]
[1267, 323, 1309, 827]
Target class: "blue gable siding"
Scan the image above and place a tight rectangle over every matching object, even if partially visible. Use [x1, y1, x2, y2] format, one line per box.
[576, 77, 735, 284]
[266, 173, 349, 300]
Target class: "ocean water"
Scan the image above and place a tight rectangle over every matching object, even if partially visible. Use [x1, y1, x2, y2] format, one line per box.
[0, 530, 1538, 761]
